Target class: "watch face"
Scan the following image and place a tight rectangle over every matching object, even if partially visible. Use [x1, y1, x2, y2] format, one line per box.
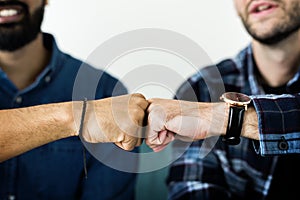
[221, 92, 251, 106]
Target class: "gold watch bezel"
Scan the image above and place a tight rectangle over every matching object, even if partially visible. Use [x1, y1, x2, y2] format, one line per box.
[220, 92, 251, 110]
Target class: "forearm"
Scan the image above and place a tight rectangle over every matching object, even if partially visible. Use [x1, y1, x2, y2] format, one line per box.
[0, 101, 80, 162]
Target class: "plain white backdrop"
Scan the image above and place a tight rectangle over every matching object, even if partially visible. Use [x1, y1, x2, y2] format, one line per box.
[42, 0, 251, 97]
[41, 1, 251, 199]
[42, 0, 250, 61]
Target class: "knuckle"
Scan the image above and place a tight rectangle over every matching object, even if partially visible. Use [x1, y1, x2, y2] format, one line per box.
[132, 93, 146, 100]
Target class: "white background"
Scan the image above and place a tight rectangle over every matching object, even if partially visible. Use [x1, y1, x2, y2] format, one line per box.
[42, 0, 250, 99]
[42, 0, 250, 199]
[42, 0, 250, 62]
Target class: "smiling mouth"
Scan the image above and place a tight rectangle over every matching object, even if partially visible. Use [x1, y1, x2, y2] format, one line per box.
[0, 6, 24, 24]
[0, 1, 27, 24]
[254, 5, 273, 13]
[0, 7, 19, 17]
[249, 2, 279, 15]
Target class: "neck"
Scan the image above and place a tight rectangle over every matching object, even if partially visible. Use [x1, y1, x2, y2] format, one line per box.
[252, 31, 300, 87]
[0, 33, 51, 90]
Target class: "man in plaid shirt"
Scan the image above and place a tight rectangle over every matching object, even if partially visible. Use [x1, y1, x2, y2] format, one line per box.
[146, 0, 300, 199]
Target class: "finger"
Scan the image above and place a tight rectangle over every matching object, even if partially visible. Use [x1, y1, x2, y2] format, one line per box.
[147, 98, 157, 104]
[148, 131, 175, 151]
[145, 139, 159, 150]
[131, 93, 149, 110]
[146, 130, 166, 145]
[147, 107, 166, 133]
[158, 131, 175, 145]
[157, 130, 168, 143]
[125, 133, 142, 149]
[114, 140, 135, 151]
[114, 142, 123, 149]
[145, 126, 159, 144]
[115, 135, 140, 151]
[152, 144, 168, 152]
[145, 130, 174, 151]
[128, 101, 149, 128]
[147, 98, 163, 112]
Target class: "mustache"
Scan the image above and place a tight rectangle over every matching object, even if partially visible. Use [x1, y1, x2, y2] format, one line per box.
[0, 0, 28, 11]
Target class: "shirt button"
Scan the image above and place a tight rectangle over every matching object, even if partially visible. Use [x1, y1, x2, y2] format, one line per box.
[278, 136, 289, 150]
[15, 96, 22, 104]
[45, 76, 51, 83]
[8, 195, 15, 200]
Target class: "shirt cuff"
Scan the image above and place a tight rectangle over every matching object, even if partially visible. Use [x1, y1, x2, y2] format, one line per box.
[250, 94, 300, 156]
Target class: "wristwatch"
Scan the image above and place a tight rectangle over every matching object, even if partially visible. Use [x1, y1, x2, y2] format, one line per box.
[220, 92, 251, 145]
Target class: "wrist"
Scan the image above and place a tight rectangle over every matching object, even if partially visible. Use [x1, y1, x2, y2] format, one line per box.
[241, 106, 259, 140]
[28, 101, 80, 139]
[220, 92, 251, 145]
[202, 102, 229, 137]
[70, 100, 88, 137]
[51, 101, 81, 138]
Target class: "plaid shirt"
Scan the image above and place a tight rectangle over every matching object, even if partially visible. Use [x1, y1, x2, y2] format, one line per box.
[167, 45, 300, 200]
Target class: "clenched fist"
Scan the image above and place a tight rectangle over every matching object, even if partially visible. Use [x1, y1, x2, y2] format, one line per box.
[146, 98, 228, 152]
[77, 93, 149, 151]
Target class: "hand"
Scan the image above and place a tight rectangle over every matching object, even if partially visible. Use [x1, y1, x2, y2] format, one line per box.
[80, 93, 149, 151]
[145, 98, 228, 152]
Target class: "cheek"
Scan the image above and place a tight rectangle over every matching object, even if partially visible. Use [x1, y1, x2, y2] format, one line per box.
[233, 1, 248, 21]
[233, 0, 246, 14]
[26, 0, 44, 13]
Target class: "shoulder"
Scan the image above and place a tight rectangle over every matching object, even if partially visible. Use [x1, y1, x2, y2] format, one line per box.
[44, 32, 117, 80]
[189, 59, 238, 84]
[175, 59, 238, 102]
[51, 42, 127, 96]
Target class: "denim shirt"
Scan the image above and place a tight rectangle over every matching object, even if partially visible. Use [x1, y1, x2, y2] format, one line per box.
[0, 33, 138, 200]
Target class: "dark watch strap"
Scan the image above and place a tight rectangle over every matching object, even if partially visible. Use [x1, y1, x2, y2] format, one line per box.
[222, 105, 245, 145]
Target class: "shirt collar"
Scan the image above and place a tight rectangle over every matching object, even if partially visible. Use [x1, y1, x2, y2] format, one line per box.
[20, 33, 64, 94]
[235, 44, 300, 95]
[33, 32, 63, 82]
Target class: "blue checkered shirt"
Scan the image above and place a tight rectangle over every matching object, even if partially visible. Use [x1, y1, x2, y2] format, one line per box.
[167, 45, 300, 200]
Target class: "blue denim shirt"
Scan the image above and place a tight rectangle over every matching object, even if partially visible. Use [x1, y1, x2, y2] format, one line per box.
[0, 33, 138, 200]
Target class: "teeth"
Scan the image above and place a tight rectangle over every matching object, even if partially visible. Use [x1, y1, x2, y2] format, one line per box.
[257, 5, 270, 12]
[0, 9, 18, 17]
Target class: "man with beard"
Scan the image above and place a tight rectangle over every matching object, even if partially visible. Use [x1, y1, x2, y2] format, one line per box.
[145, 0, 300, 199]
[0, 0, 148, 199]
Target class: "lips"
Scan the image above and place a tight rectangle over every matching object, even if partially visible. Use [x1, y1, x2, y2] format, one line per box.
[0, 1, 27, 24]
[248, 1, 279, 14]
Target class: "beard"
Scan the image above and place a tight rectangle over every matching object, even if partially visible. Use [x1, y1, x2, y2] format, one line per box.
[0, 1, 45, 51]
[242, 1, 300, 45]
